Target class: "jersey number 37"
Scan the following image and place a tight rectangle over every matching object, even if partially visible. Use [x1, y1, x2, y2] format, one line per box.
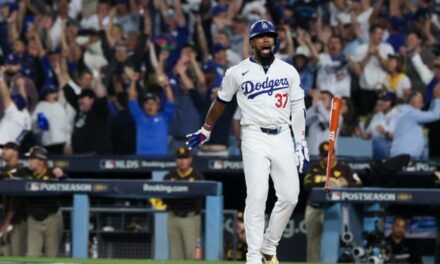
[275, 93, 288, 108]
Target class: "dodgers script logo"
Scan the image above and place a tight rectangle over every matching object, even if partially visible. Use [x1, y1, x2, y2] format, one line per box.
[241, 77, 289, 99]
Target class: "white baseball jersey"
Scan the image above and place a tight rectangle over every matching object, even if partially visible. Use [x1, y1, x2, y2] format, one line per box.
[217, 57, 304, 128]
[217, 57, 305, 264]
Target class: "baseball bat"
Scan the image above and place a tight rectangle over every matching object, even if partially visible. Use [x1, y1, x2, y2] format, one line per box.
[324, 96, 342, 193]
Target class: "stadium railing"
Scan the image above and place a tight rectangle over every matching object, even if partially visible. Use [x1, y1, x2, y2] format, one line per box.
[309, 187, 440, 262]
[0, 179, 223, 260]
[0, 155, 436, 174]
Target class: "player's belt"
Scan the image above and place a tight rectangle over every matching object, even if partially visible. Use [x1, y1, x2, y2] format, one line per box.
[260, 127, 281, 135]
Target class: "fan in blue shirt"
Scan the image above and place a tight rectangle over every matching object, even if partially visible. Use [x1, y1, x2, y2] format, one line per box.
[390, 88, 440, 159]
[127, 71, 174, 156]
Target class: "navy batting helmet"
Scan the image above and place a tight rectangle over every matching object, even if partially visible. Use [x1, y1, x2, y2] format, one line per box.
[249, 20, 278, 40]
[249, 20, 280, 53]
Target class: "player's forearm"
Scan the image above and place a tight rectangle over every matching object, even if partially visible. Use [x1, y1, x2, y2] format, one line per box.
[291, 108, 306, 142]
[203, 100, 226, 131]
[232, 119, 241, 142]
[291, 96, 306, 142]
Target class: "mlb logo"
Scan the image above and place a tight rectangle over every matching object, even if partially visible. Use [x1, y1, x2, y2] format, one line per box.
[212, 160, 224, 169]
[101, 160, 115, 169]
[27, 182, 41, 191]
[330, 191, 342, 201]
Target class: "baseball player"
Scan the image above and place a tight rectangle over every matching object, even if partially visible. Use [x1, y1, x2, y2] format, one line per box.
[186, 20, 308, 264]
[12, 146, 66, 257]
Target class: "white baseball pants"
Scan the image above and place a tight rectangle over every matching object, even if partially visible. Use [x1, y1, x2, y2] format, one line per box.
[241, 125, 300, 264]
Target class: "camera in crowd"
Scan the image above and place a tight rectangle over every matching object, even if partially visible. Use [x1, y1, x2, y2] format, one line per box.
[339, 221, 390, 264]
[338, 227, 356, 263]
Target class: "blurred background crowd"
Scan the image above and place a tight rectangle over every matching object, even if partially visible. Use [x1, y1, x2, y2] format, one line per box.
[1, 0, 440, 160]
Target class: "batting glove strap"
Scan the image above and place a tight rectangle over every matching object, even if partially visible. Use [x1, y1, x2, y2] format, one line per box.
[295, 140, 309, 173]
[186, 127, 211, 150]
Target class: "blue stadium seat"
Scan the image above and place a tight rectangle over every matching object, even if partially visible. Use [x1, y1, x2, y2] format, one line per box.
[336, 137, 373, 158]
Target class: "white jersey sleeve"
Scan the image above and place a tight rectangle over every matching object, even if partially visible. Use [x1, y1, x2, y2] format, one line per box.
[290, 69, 305, 110]
[217, 68, 239, 103]
[290, 67, 306, 142]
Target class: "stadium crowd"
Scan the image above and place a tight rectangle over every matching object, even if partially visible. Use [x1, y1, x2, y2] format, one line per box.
[1, 0, 440, 160]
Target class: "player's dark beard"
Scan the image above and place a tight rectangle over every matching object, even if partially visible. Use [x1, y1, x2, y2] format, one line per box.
[254, 48, 275, 66]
